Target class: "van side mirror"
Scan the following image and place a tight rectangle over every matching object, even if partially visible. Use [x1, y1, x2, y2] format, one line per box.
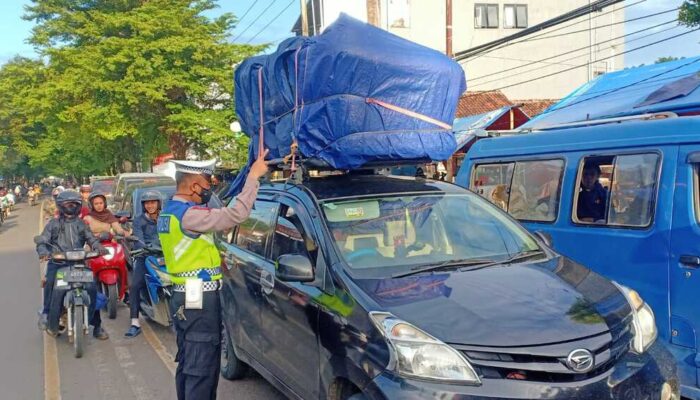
[534, 231, 553, 248]
[276, 254, 314, 282]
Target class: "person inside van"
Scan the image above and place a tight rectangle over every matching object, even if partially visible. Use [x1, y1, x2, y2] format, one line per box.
[577, 162, 608, 223]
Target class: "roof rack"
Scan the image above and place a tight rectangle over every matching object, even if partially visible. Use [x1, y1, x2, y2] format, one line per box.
[519, 111, 678, 132]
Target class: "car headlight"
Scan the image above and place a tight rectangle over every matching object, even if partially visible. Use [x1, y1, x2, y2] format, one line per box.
[370, 312, 480, 384]
[613, 282, 657, 354]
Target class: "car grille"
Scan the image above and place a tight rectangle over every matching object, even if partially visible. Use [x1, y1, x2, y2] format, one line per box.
[453, 316, 634, 383]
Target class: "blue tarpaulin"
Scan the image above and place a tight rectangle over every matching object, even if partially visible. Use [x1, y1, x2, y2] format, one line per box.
[522, 56, 700, 130]
[229, 14, 465, 195]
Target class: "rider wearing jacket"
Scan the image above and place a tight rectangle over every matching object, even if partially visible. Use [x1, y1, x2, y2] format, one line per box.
[36, 191, 109, 339]
[125, 190, 163, 338]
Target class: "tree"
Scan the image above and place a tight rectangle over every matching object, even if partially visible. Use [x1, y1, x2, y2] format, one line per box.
[680, 0, 700, 27]
[655, 56, 681, 64]
[22, 0, 264, 170]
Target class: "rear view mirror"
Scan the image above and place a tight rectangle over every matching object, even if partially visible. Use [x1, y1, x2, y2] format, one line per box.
[534, 231, 553, 248]
[276, 254, 314, 283]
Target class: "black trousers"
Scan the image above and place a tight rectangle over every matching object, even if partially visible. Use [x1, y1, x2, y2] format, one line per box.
[129, 257, 147, 319]
[171, 290, 221, 400]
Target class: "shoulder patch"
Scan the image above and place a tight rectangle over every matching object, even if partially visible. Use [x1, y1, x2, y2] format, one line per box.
[157, 215, 171, 234]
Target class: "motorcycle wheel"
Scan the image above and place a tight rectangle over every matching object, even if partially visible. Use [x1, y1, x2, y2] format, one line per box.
[220, 324, 248, 380]
[73, 306, 84, 358]
[107, 284, 118, 319]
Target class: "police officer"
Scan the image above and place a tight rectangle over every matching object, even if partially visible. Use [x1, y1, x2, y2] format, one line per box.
[158, 152, 268, 400]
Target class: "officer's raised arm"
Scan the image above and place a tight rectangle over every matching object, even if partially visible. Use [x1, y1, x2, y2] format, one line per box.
[175, 150, 269, 234]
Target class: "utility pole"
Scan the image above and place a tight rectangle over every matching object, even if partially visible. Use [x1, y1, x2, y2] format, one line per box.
[300, 0, 309, 36]
[446, 0, 453, 57]
[588, 0, 593, 81]
[367, 0, 381, 27]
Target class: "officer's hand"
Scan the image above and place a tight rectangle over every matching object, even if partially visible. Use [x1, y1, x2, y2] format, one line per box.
[249, 149, 270, 180]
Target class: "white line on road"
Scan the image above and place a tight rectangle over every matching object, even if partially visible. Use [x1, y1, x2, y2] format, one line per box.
[141, 322, 177, 377]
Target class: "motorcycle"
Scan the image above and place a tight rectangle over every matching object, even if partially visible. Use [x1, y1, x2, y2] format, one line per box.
[88, 233, 132, 319]
[28, 190, 38, 206]
[35, 243, 100, 358]
[130, 245, 172, 327]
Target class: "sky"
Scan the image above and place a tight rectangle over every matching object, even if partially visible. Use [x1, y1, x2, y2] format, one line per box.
[0, 0, 699, 67]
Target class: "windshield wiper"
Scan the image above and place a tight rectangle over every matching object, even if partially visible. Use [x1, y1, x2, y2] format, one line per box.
[392, 249, 546, 279]
[392, 257, 495, 279]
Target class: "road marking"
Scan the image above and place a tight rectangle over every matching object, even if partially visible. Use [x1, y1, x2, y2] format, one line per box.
[40, 201, 62, 400]
[141, 322, 177, 377]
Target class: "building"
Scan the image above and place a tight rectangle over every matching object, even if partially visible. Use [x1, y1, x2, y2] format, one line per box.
[293, 0, 625, 99]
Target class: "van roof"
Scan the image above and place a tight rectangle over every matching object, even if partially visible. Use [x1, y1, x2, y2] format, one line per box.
[262, 174, 465, 201]
[469, 116, 700, 160]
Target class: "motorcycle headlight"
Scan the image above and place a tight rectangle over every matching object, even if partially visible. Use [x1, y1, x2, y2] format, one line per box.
[613, 283, 657, 354]
[370, 312, 480, 384]
[103, 247, 115, 261]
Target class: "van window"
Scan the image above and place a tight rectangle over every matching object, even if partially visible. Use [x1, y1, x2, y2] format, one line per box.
[235, 200, 277, 256]
[472, 159, 564, 222]
[271, 206, 314, 261]
[574, 153, 660, 227]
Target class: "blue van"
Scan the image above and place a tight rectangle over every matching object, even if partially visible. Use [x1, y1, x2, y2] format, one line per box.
[458, 57, 700, 398]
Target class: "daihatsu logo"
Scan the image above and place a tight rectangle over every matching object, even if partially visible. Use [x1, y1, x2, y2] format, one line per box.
[566, 349, 594, 373]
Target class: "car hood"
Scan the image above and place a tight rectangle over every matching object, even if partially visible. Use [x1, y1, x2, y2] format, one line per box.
[355, 256, 631, 346]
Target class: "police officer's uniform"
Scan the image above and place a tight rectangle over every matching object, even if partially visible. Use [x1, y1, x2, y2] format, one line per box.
[157, 159, 260, 400]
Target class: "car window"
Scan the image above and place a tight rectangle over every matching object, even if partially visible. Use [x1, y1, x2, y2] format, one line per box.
[573, 153, 660, 227]
[472, 159, 564, 222]
[322, 193, 540, 276]
[271, 206, 313, 262]
[234, 200, 278, 256]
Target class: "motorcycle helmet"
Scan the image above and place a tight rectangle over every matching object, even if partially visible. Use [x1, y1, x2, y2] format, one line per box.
[88, 192, 108, 209]
[140, 190, 162, 213]
[79, 184, 91, 193]
[55, 191, 82, 217]
[51, 186, 65, 199]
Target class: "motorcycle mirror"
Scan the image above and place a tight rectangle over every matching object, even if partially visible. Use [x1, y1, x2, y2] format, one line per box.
[86, 251, 100, 259]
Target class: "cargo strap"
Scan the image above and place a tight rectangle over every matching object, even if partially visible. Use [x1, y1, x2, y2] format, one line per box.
[366, 98, 452, 130]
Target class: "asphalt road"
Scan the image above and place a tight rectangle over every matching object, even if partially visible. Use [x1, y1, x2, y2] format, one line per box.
[0, 200, 285, 400]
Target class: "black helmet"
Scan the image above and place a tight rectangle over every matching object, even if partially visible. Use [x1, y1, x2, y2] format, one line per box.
[140, 190, 162, 212]
[56, 191, 82, 217]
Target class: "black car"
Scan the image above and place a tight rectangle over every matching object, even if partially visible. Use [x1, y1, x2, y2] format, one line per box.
[216, 173, 678, 400]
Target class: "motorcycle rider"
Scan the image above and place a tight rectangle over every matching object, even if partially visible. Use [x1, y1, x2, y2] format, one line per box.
[36, 191, 109, 339]
[125, 190, 163, 338]
[83, 192, 127, 236]
[44, 186, 65, 220]
[78, 185, 92, 219]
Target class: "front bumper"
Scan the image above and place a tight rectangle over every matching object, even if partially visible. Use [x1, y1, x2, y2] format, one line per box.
[363, 341, 678, 400]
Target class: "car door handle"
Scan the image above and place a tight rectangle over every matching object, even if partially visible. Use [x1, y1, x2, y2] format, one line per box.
[260, 271, 275, 292]
[680, 255, 700, 268]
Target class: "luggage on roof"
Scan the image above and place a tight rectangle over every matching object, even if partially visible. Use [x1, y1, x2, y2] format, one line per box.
[233, 14, 466, 171]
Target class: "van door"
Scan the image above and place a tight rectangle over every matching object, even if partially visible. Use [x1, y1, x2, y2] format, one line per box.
[670, 146, 700, 389]
[218, 199, 278, 363]
[258, 198, 320, 399]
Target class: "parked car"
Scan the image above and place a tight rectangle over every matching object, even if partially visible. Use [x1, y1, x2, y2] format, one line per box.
[216, 173, 678, 400]
[457, 115, 700, 399]
[110, 173, 174, 210]
[116, 185, 223, 222]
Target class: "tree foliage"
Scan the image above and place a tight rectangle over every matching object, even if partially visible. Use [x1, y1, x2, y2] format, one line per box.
[0, 0, 263, 180]
[680, 0, 700, 27]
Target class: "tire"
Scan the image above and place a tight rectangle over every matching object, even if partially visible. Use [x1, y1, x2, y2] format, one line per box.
[220, 324, 248, 380]
[107, 283, 118, 319]
[73, 306, 84, 358]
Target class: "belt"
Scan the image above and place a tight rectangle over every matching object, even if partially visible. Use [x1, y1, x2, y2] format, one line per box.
[174, 267, 222, 279]
[173, 280, 222, 292]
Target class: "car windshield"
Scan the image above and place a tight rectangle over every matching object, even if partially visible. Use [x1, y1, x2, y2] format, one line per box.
[322, 192, 541, 276]
[92, 180, 115, 196]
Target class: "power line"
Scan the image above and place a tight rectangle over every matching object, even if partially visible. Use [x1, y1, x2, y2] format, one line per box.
[469, 24, 680, 89]
[245, 0, 296, 44]
[485, 28, 700, 92]
[235, 1, 260, 26]
[464, 1, 655, 63]
[232, 0, 280, 42]
[467, 19, 678, 84]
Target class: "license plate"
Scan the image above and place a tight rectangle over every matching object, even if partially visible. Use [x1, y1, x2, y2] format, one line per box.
[64, 269, 94, 283]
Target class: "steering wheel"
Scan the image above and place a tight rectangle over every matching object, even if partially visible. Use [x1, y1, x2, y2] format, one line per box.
[345, 247, 382, 263]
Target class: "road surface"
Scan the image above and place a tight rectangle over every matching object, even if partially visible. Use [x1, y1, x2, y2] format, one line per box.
[0, 200, 285, 400]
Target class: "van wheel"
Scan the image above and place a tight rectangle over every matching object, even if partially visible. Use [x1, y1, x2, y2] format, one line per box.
[220, 325, 248, 380]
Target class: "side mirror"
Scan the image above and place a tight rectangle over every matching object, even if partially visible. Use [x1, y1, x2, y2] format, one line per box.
[276, 254, 314, 283]
[534, 230, 553, 248]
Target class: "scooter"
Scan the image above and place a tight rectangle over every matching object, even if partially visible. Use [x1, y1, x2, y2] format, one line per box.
[35, 243, 100, 358]
[130, 245, 172, 327]
[88, 233, 132, 319]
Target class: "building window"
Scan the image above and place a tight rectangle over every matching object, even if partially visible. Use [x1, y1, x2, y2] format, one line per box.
[573, 153, 660, 228]
[472, 159, 565, 223]
[388, 0, 410, 28]
[504, 4, 527, 28]
[475, 4, 499, 29]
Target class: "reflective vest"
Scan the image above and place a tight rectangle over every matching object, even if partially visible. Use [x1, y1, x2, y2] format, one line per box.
[157, 200, 222, 285]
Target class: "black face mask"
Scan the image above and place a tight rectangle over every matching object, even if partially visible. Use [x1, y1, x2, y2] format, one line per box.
[195, 186, 212, 205]
[61, 202, 81, 218]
